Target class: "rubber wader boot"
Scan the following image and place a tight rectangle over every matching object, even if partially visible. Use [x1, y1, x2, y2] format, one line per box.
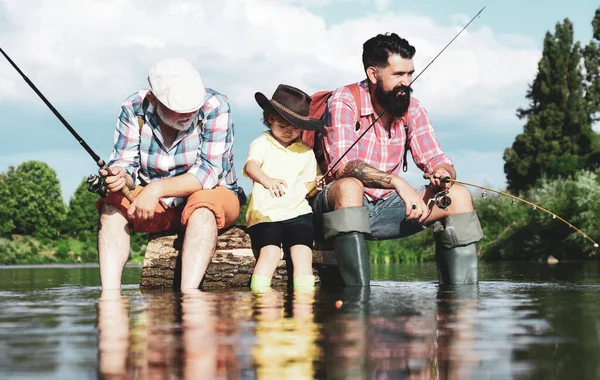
[435, 244, 479, 284]
[334, 232, 371, 286]
[323, 207, 372, 287]
[433, 211, 483, 285]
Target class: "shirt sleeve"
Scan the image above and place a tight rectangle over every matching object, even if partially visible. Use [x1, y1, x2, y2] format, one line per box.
[186, 95, 234, 189]
[107, 103, 141, 187]
[321, 87, 360, 175]
[242, 137, 266, 177]
[408, 101, 453, 174]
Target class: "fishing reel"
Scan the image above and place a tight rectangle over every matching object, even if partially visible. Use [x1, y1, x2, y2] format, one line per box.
[431, 189, 451, 211]
[86, 174, 108, 198]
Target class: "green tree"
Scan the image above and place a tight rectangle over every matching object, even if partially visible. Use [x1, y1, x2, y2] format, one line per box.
[583, 7, 600, 123]
[504, 19, 596, 192]
[64, 177, 100, 236]
[583, 8, 600, 170]
[0, 174, 16, 236]
[3, 161, 67, 238]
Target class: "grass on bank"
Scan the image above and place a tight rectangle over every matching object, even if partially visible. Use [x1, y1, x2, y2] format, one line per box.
[0, 232, 147, 265]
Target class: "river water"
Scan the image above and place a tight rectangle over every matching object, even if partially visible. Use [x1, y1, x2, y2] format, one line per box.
[1, 262, 599, 379]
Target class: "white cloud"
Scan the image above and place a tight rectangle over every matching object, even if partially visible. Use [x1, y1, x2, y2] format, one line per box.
[372, 0, 391, 12]
[279, 0, 363, 7]
[0, 0, 539, 129]
[0, 0, 541, 199]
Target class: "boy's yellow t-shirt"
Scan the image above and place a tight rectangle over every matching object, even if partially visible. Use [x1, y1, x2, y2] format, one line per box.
[243, 131, 318, 227]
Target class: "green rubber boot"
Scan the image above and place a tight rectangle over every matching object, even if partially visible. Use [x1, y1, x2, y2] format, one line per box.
[433, 211, 483, 285]
[435, 243, 479, 285]
[334, 232, 370, 287]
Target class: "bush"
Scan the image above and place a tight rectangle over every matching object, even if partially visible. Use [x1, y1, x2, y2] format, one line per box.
[479, 170, 600, 261]
[54, 240, 70, 260]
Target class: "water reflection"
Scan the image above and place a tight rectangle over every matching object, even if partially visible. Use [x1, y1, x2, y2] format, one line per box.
[321, 286, 437, 379]
[4, 264, 600, 379]
[96, 288, 323, 379]
[434, 285, 480, 380]
[97, 290, 130, 378]
[252, 289, 320, 379]
[317, 285, 483, 380]
[98, 289, 228, 379]
[92, 283, 583, 379]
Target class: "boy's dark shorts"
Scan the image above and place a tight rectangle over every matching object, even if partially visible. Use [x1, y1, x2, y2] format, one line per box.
[247, 213, 314, 251]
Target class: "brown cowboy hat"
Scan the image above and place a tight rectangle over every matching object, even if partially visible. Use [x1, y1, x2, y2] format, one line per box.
[255, 84, 323, 131]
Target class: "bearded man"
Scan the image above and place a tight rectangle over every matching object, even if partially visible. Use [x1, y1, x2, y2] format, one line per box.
[312, 33, 483, 286]
[96, 58, 242, 291]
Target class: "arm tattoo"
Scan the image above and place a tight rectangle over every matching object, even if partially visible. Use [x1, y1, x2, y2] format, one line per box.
[336, 160, 394, 189]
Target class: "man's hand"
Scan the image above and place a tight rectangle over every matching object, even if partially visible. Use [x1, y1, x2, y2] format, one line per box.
[392, 177, 428, 223]
[429, 166, 453, 191]
[261, 177, 288, 198]
[127, 184, 161, 220]
[99, 166, 131, 193]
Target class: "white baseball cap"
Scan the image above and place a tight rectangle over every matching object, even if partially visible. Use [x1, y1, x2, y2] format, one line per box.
[148, 58, 206, 113]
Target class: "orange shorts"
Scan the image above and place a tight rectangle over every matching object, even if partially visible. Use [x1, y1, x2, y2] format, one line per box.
[96, 186, 240, 233]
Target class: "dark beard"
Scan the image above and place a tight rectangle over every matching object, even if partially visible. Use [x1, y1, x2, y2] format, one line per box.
[374, 82, 412, 118]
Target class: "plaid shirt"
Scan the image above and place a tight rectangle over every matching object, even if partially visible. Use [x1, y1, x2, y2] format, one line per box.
[316, 79, 452, 201]
[107, 89, 238, 207]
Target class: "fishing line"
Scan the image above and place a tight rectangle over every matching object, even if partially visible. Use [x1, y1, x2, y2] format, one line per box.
[426, 174, 599, 247]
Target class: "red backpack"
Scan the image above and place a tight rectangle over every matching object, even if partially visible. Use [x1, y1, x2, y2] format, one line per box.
[302, 83, 412, 172]
[302, 83, 361, 148]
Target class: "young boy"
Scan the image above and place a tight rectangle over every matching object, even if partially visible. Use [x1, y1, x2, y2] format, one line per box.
[244, 84, 324, 290]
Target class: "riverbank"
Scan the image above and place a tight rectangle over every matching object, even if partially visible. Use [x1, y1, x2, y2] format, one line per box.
[0, 233, 146, 265]
[2, 169, 599, 265]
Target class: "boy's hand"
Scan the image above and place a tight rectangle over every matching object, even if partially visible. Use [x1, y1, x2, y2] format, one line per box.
[261, 177, 288, 198]
[315, 175, 325, 191]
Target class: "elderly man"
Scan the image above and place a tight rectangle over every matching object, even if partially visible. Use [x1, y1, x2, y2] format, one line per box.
[96, 58, 242, 291]
[312, 33, 483, 286]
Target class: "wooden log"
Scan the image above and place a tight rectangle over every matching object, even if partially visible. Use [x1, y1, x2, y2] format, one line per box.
[140, 226, 342, 289]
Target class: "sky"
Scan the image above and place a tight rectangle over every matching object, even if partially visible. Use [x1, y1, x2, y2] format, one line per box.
[0, 0, 598, 202]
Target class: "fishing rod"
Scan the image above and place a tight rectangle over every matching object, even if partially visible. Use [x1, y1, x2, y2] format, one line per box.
[0, 47, 133, 201]
[318, 6, 486, 182]
[424, 174, 599, 247]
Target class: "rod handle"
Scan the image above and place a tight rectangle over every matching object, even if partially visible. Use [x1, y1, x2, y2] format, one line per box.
[100, 166, 136, 202]
[121, 186, 135, 202]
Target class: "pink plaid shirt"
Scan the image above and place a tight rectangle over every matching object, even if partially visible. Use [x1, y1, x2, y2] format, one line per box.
[316, 79, 452, 201]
